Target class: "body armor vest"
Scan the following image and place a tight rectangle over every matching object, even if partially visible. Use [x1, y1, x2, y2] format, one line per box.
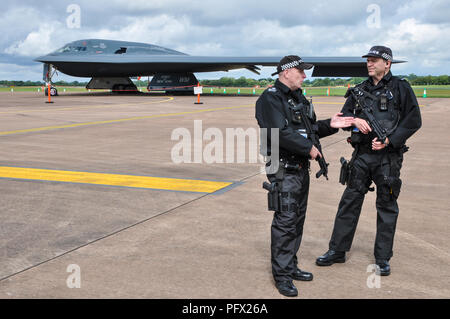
[286, 95, 316, 137]
[351, 77, 400, 148]
[353, 77, 401, 143]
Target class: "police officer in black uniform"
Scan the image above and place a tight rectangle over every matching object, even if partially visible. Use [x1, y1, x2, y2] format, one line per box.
[256, 55, 354, 297]
[316, 46, 422, 276]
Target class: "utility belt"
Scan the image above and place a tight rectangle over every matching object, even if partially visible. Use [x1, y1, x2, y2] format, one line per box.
[262, 156, 309, 212]
[264, 156, 309, 181]
[339, 142, 409, 186]
[279, 153, 309, 168]
[280, 156, 309, 170]
[357, 143, 389, 155]
[347, 131, 406, 154]
[351, 141, 407, 155]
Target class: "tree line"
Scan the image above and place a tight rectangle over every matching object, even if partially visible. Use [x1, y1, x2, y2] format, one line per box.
[200, 74, 450, 87]
[0, 80, 88, 87]
[1, 74, 449, 87]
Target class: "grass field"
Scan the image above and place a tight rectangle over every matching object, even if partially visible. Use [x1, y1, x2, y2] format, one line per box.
[1, 85, 450, 98]
[202, 85, 450, 98]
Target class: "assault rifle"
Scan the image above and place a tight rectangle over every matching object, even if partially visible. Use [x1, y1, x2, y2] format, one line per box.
[348, 87, 387, 144]
[298, 102, 329, 180]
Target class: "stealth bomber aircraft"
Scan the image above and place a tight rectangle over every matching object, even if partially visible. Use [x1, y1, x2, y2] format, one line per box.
[35, 39, 404, 95]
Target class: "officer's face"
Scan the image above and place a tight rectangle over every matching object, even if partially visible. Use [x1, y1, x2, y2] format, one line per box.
[285, 68, 306, 90]
[367, 57, 390, 78]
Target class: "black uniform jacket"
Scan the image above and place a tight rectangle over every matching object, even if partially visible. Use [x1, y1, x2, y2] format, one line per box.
[255, 79, 338, 159]
[341, 71, 422, 148]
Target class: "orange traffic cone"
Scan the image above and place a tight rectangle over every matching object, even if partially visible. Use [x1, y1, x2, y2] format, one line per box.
[194, 83, 203, 104]
[46, 83, 53, 103]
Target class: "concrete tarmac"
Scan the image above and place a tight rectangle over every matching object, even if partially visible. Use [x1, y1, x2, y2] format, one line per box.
[0, 91, 448, 298]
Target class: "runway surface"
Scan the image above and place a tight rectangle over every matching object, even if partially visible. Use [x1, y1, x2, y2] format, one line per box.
[0, 91, 448, 298]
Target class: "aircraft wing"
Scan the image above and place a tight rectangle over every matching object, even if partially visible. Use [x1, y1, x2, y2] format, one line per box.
[34, 54, 405, 78]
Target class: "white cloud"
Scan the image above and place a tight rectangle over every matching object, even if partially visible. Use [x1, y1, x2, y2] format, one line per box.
[4, 23, 60, 56]
[0, 6, 43, 43]
[384, 18, 450, 71]
[0, 63, 42, 81]
[1, 0, 450, 79]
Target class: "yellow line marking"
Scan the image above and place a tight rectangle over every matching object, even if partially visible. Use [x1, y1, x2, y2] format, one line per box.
[0, 103, 254, 136]
[0, 166, 232, 193]
[0, 97, 174, 114]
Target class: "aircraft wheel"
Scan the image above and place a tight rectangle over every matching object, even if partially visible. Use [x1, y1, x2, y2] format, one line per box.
[126, 85, 138, 93]
[45, 87, 58, 96]
[112, 84, 123, 93]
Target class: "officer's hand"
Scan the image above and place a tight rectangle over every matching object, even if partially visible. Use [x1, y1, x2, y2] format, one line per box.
[309, 145, 322, 160]
[353, 118, 372, 134]
[330, 113, 355, 128]
[372, 137, 389, 150]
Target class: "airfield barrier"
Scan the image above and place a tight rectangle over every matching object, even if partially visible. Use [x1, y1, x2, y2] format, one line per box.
[2, 85, 450, 98]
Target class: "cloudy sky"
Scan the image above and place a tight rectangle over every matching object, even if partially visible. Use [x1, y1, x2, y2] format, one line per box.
[1, 0, 449, 81]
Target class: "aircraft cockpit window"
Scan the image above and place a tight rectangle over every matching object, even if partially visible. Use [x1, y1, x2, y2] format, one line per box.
[114, 47, 127, 54]
[153, 47, 173, 54]
[56, 46, 87, 53]
[149, 46, 185, 55]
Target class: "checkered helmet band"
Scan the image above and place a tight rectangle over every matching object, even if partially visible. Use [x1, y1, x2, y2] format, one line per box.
[280, 59, 303, 71]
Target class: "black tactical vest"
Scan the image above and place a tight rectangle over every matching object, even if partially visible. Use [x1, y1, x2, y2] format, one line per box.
[355, 76, 401, 137]
[285, 95, 316, 137]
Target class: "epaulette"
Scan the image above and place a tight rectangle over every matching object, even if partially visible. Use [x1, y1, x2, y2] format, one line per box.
[355, 80, 368, 88]
[267, 87, 277, 93]
[400, 78, 408, 81]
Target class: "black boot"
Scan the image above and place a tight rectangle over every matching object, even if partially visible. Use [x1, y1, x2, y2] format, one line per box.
[275, 280, 298, 297]
[292, 268, 313, 281]
[316, 250, 346, 266]
[376, 260, 391, 276]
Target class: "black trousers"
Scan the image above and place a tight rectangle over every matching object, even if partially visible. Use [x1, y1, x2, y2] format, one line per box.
[329, 149, 403, 260]
[267, 166, 310, 282]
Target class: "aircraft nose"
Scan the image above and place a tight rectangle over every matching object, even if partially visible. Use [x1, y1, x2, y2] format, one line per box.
[34, 55, 51, 62]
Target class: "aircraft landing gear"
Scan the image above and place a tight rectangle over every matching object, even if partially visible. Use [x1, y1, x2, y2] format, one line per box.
[86, 77, 138, 94]
[44, 86, 58, 96]
[112, 83, 138, 94]
[43, 64, 58, 96]
[148, 73, 198, 95]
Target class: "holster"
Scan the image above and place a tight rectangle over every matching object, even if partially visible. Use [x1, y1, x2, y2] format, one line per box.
[339, 157, 350, 185]
[263, 181, 280, 211]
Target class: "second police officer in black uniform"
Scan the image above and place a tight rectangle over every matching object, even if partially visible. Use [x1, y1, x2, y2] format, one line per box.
[316, 46, 422, 276]
[255, 55, 354, 297]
